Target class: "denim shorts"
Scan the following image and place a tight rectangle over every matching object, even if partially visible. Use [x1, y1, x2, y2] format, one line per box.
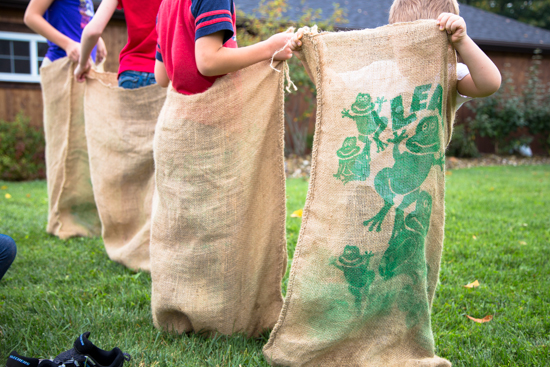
[118, 70, 157, 89]
[0, 234, 16, 281]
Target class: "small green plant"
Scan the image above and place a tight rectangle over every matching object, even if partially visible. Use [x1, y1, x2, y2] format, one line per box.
[446, 123, 479, 158]
[467, 68, 526, 154]
[0, 113, 46, 181]
[467, 51, 550, 156]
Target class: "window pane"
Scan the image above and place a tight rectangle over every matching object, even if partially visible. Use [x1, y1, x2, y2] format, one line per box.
[13, 41, 30, 57]
[0, 58, 11, 73]
[0, 40, 10, 56]
[38, 58, 47, 72]
[14, 59, 30, 74]
[37, 42, 49, 57]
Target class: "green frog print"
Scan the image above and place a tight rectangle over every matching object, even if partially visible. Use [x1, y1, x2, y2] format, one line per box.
[328, 84, 445, 330]
[379, 191, 432, 283]
[341, 93, 389, 155]
[330, 245, 375, 311]
[333, 137, 369, 184]
[335, 93, 389, 184]
[363, 114, 444, 232]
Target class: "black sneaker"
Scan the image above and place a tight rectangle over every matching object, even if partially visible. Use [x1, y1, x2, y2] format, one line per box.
[51, 332, 131, 367]
[6, 351, 56, 367]
[6, 351, 41, 367]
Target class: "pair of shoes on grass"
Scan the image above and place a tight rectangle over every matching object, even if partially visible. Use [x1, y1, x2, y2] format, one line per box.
[6, 332, 131, 367]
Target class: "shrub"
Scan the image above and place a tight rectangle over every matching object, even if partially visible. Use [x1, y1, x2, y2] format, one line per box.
[446, 123, 479, 158]
[467, 69, 527, 154]
[523, 50, 550, 154]
[467, 51, 550, 156]
[0, 113, 46, 181]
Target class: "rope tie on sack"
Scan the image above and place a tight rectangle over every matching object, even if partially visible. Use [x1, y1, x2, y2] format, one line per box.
[270, 28, 298, 93]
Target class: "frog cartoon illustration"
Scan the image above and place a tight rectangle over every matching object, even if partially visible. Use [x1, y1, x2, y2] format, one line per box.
[334, 136, 369, 184]
[378, 191, 432, 282]
[363, 114, 444, 232]
[376, 192, 432, 330]
[330, 245, 376, 311]
[341, 93, 389, 156]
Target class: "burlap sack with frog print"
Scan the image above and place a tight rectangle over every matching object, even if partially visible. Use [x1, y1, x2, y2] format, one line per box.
[40, 57, 101, 239]
[264, 21, 457, 367]
[150, 61, 288, 336]
[84, 70, 166, 272]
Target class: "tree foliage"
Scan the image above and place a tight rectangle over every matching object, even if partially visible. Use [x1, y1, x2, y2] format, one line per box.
[236, 0, 347, 155]
[0, 113, 45, 181]
[459, 0, 550, 30]
[466, 51, 550, 155]
[236, 0, 347, 93]
[467, 71, 526, 154]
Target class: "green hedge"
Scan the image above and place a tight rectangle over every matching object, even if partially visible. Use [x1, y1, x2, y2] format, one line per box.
[455, 50, 550, 157]
[0, 113, 45, 181]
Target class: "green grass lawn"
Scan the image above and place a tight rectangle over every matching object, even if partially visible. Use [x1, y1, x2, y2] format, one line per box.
[0, 166, 549, 366]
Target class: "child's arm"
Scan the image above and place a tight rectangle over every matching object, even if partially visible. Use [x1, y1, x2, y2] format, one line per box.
[437, 13, 501, 98]
[154, 60, 169, 88]
[96, 36, 107, 65]
[24, 0, 80, 62]
[75, 0, 117, 82]
[195, 30, 293, 77]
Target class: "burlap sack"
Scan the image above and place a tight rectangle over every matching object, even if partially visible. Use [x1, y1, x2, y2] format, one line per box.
[150, 61, 288, 336]
[84, 70, 166, 272]
[264, 21, 457, 367]
[40, 57, 101, 239]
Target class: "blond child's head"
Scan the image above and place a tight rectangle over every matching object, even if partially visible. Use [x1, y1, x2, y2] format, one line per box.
[389, 0, 459, 24]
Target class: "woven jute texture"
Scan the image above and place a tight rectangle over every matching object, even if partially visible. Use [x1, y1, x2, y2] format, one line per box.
[40, 57, 101, 239]
[264, 21, 457, 367]
[84, 70, 166, 272]
[150, 61, 288, 336]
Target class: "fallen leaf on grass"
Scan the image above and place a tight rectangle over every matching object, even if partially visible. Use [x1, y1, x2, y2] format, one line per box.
[5, 193, 11, 199]
[291, 209, 303, 218]
[472, 235, 477, 240]
[466, 315, 493, 323]
[26, 194, 31, 198]
[464, 280, 480, 288]
[445, 171, 453, 176]
[0, 185, 6, 190]
[519, 241, 527, 246]
[489, 187, 495, 191]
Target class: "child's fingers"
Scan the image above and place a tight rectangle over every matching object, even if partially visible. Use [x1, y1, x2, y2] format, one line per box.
[290, 37, 302, 50]
[450, 19, 460, 34]
[75, 71, 85, 83]
[289, 33, 303, 51]
[436, 13, 449, 27]
[438, 13, 458, 32]
[444, 16, 456, 32]
[273, 49, 293, 61]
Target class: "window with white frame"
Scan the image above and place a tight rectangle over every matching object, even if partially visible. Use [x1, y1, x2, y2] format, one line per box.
[0, 31, 48, 83]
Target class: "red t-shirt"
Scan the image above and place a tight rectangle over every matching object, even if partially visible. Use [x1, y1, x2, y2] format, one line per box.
[156, 0, 238, 95]
[117, 0, 162, 75]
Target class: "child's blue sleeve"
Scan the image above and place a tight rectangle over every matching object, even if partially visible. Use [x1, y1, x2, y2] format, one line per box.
[156, 44, 163, 62]
[191, 0, 234, 43]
